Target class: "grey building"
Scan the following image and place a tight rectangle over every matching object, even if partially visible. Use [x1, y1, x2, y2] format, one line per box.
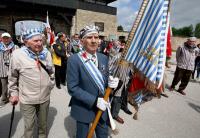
[0, 0, 117, 40]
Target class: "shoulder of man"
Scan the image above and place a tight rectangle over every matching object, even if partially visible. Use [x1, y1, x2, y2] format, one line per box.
[177, 45, 183, 50]
[97, 52, 108, 59]
[11, 48, 24, 61]
[12, 48, 22, 55]
[46, 49, 52, 57]
[68, 53, 79, 61]
[67, 54, 82, 69]
[53, 43, 62, 49]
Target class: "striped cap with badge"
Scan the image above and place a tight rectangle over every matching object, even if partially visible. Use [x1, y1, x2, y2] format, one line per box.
[79, 25, 99, 39]
[22, 28, 43, 40]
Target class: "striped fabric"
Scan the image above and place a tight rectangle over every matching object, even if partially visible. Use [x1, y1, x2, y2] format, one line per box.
[0, 52, 9, 78]
[125, 0, 169, 87]
[134, 91, 143, 106]
[0, 43, 17, 78]
[77, 51, 105, 94]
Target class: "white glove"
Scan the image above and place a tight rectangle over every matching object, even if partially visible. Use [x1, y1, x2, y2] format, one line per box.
[97, 98, 108, 111]
[108, 76, 119, 89]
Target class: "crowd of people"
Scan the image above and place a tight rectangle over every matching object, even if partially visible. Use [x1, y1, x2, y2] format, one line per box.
[0, 24, 200, 138]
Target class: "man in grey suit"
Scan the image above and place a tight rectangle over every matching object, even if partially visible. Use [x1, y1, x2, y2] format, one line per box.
[67, 25, 119, 138]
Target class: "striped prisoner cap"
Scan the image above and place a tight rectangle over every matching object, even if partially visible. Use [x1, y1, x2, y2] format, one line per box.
[22, 28, 43, 40]
[79, 25, 99, 39]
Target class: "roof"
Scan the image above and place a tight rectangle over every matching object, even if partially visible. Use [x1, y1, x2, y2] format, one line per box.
[12, 0, 117, 15]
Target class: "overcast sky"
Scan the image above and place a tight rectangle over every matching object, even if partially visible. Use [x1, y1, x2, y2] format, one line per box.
[109, 0, 200, 31]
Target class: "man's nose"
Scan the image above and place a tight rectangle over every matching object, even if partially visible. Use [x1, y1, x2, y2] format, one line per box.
[38, 40, 43, 44]
[91, 36, 96, 42]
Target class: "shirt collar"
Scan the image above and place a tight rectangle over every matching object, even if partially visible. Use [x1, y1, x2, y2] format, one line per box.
[85, 51, 97, 59]
[85, 51, 98, 67]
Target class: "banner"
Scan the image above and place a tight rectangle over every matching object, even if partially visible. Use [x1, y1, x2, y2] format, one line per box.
[125, 0, 170, 87]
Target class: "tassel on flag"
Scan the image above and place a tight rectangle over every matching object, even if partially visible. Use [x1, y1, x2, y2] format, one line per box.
[125, 0, 170, 88]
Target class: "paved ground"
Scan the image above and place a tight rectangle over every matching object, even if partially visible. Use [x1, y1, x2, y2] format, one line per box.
[0, 52, 200, 138]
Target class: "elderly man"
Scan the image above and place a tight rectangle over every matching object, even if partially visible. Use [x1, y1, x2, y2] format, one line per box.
[9, 28, 54, 138]
[67, 25, 119, 138]
[0, 32, 17, 107]
[170, 37, 200, 95]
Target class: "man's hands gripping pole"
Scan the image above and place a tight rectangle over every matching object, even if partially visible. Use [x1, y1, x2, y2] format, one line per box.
[96, 76, 119, 111]
[88, 76, 119, 138]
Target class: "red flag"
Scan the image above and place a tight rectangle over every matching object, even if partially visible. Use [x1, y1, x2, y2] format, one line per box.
[128, 73, 145, 95]
[166, 26, 172, 58]
[49, 31, 55, 45]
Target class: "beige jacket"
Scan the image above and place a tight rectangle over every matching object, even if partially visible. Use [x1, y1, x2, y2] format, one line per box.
[8, 48, 54, 104]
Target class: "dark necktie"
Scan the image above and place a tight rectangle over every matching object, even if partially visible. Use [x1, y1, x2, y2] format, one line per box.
[91, 55, 97, 66]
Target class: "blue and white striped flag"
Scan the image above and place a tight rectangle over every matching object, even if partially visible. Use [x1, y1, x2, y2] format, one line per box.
[125, 0, 170, 87]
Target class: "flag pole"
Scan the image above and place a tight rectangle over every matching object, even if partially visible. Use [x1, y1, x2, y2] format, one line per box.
[87, 0, 150, 137]
[87, 88, 112, 138]
[121, 0, 149, 60]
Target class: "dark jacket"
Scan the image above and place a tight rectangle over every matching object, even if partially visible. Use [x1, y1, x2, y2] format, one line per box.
[67, 52, 109, 123]
[53, 39, 67, 62]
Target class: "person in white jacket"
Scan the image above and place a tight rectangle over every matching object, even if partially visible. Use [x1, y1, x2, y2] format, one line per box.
[8, 28, 54, 138]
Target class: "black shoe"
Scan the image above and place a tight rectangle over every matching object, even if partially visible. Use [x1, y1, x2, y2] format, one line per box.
[122, 108, 132, 115]
[143, 96, 153, 102]
[56, 86, 61, 89]
[161, 93, 169, 98]
[177, 90, 186, 95]
[114, 116, 124, 124]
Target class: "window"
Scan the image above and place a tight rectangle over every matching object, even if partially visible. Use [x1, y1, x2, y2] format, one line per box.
[95, 22, 104, 32]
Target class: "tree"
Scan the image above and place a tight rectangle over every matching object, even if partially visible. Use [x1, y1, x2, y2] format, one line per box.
[181, 25, 193, 37]
[172, 27, 178, 36]
[195, 23, 200, 38]
[117, 25, 124, 31]
[172, 25, 193, 37]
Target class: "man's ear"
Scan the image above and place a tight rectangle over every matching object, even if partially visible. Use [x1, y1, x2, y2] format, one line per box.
[80, 38, 84, 44]
[23, 39, 28, 44]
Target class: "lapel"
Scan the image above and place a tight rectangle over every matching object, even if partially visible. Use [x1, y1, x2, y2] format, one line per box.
[79, 56, 100, 90]
[78, 52, 107, 95]
[97, 53, 107, 83]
